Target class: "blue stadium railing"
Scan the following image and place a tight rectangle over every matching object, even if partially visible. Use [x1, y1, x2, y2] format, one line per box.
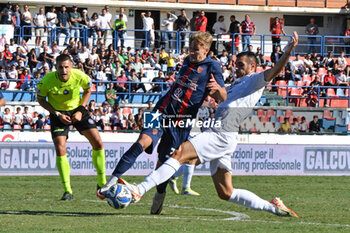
[11, 25, 350, 56]
[2, 78, 350, 107]
[0, 79, 170, 103]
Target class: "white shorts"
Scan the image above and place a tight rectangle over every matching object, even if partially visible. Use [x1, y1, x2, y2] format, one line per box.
[189, 131, 237, 176]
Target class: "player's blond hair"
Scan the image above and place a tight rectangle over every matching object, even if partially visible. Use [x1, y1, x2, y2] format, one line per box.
[189, 31, 213, 49]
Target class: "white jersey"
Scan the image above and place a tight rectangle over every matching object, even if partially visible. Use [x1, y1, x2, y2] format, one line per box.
[210, 72, 267, 133]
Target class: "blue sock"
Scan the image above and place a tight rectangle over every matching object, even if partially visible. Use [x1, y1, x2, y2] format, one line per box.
[112, 142, 144, 177]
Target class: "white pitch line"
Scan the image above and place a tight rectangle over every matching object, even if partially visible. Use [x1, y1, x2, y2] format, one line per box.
[1, 198, 350, 228]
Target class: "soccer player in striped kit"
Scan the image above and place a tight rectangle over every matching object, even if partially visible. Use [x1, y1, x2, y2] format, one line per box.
[98, 32, 227, 213]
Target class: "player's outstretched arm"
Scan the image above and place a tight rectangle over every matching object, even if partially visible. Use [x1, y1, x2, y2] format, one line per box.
[264, 31, 298, 82]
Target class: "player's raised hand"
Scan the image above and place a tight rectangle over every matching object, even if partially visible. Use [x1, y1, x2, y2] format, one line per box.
[72, 111, 82, 123]
[206, 74, 220, 91]
[285, 31, 298, 54]
[59, 114, 72, 125]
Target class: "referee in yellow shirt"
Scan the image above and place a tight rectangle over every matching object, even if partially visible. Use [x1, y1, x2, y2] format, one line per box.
[37, 54, 106, 200]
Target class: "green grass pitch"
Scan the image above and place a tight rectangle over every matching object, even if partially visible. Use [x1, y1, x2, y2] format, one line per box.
[1, 176, 349, 232]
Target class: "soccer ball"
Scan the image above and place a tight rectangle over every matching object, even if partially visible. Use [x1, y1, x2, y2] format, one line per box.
[106, 184, 132, 209]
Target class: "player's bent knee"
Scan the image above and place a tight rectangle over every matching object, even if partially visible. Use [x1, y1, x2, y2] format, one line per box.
[217, 189, 231, 201]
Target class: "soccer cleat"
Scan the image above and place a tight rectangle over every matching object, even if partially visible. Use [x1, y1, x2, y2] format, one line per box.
[169, 178, 179, 194]
[150, 191, 166, 215]
[271, 197, 299, 218]
[60, 192, 74, 201]
[181, 187, 200, 196]
[117, 178, 141, 203]
[96, 184, 107, 200]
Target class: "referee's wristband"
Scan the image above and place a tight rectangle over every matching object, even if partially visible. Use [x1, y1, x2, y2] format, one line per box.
[76, 105, 86, 113]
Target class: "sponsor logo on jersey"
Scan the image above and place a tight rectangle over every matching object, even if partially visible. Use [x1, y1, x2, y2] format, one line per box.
[197, 66, 204, 73]
[63, 89, 69, 95]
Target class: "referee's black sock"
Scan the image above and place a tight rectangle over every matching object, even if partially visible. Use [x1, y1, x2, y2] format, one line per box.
[112, 142, 143, 178]
[156, 180, 169, 194]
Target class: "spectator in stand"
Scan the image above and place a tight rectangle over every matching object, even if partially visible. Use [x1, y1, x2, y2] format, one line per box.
[175, 9, 190, 50]
[22, 106, 32, 128]
[99, 7, 112, 44]
[38, 47, 54, 68]
[92, 109, 103, 130]
[46, 6, 57, 46]
[298, 116, 308, 132]
[31, 111, 39, 127]
[96, 65, 107, 83]
[56, 5, 71, 46]
[35, 59, 50, 75]
[0, 2, 13, 25]
[134, 108, 144, 127]
[7, 64, 18, 81]
[21, 5, 32, 42]
[113, 7, 128, 26]
[80, 10, 89, 43]
[115, 70, 129, 103]
[335, 70, 348, 86]
[159, 48, 168, 65]
[228, 15, 241, 54]
[112, 14, 127, 48]
[89, 12, 101, 47]
[33, 7, 46, 47]
[303, 82, 319, 107]
[161, 11, 178, 49]
[151, 48, 159, 65]
[141, 47, 152, 64]
[2, 107, 13, 127]
[279, 117, 291, 133]
[167, 51, 175, 74]
[249, 123, 259, 133]
[218, 49, 229, 67]
[344, 27, 350, 56]
[290, 118, 299, 133]
[16, 68, 31, 90]
[255, 47, 265, 67]
[13, 107, 23, 127]
[211, 15, 226, 54]
[304, 53, 314, 75]
[195, 10, 207, 32]
[87, 99, 96, 114]
[28, 48, 39, 73]
[2, 43, 12, 62]
[240, 14, 255, 52]
[309, 115, 321, 133]
[270, 17, 286, 52]
[290, 54, 305, 81]
[128, 69, 147, 93]
[111, 107, 124, 131]
[12, 4, 21, 44]
[310, 51, 322, 69]
[310, 75, 328, 107]
[132, 56, 143, 73]
[126, 113, 137, 130]
[105, 82, 117, 106]
[150, 70, 166, 93]
[190, 11, 199, 32]
[70, 5, 82, 43]
[270, 45, 283, 67]
[35, 114, 44, 130]
[141, 11, 155, 48]
[78, 46, 91, 63]
[337, 51, 347, 70]
[305, 17, 319, 53]
[322, 51, 335, 69]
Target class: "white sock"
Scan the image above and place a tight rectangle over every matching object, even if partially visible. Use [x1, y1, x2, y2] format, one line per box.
[183, 164, 195, 188]
[228, 188, 276, 214]
[172, 164, 184, 179]
[138, 158, 180, 196]
[101, 175, 118, 192]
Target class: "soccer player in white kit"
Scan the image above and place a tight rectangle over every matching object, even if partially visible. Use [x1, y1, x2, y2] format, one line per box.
[120, 32, 299, 217]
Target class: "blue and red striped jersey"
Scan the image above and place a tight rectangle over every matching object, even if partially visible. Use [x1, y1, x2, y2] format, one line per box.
[241, 20, 255, 34]
[154, 56, 225, 119]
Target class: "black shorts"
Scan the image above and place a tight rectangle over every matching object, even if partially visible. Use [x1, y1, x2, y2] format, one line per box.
[50, 107, 96, 139]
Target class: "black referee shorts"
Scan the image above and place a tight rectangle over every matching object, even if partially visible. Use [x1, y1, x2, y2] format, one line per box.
[50, 107, 97, 139]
